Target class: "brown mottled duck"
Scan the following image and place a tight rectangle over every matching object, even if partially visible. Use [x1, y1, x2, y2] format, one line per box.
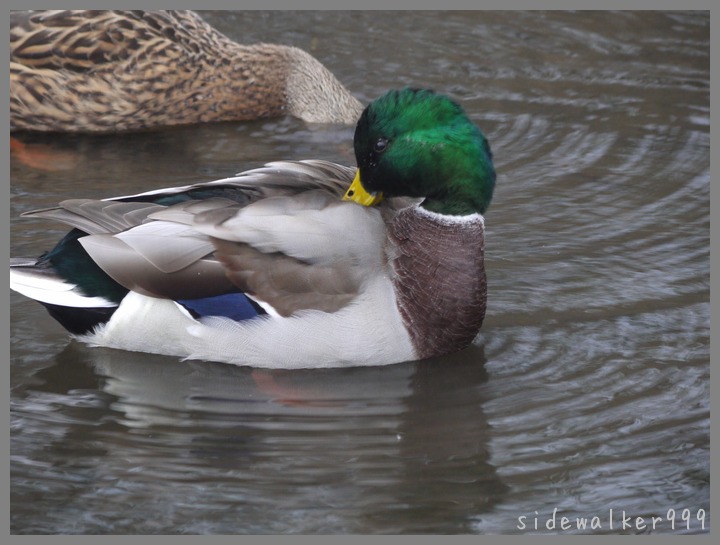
[10, 10, 364, 132]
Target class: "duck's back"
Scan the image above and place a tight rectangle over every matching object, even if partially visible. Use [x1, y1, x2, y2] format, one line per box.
[10, 10, 363, 131]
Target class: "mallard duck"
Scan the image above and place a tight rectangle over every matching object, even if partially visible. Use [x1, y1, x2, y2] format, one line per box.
[10, 88, 496, 368]
[10, 10, 364, 132]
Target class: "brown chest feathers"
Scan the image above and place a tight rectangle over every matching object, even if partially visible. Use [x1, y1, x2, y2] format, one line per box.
[389, 207, 487, 359]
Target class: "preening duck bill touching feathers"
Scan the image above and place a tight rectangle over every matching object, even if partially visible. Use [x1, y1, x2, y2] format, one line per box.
[10, 89, 496, 369]
[10, 10, 364, 132]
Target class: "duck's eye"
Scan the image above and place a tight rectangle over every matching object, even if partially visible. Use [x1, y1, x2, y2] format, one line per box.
[374, 137, 389, 153]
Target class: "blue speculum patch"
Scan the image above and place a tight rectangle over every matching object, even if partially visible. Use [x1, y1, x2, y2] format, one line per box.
[177, 292, 267, 321]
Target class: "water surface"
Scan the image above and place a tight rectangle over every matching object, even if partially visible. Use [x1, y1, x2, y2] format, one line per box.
[10, 11, 709, 534]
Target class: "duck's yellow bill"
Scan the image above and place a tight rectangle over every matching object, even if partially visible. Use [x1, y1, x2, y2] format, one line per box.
[343, 170, 384, 206]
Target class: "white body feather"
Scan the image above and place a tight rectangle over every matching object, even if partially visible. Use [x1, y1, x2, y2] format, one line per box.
[79, 276, 416, 369]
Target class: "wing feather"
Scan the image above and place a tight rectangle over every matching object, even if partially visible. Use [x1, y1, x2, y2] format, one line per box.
[19, 160, 375, 314]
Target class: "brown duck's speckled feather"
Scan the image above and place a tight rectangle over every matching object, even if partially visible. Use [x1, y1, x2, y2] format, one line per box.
[10, 10, 364, 132]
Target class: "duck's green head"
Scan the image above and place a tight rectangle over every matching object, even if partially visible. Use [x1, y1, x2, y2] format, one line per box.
[344, 88, 495, 216]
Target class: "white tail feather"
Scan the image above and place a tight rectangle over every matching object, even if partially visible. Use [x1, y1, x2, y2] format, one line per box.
[10, 265, 116, 308]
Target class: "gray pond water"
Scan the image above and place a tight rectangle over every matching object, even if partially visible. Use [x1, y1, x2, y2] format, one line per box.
[9, 11, 709, 534]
